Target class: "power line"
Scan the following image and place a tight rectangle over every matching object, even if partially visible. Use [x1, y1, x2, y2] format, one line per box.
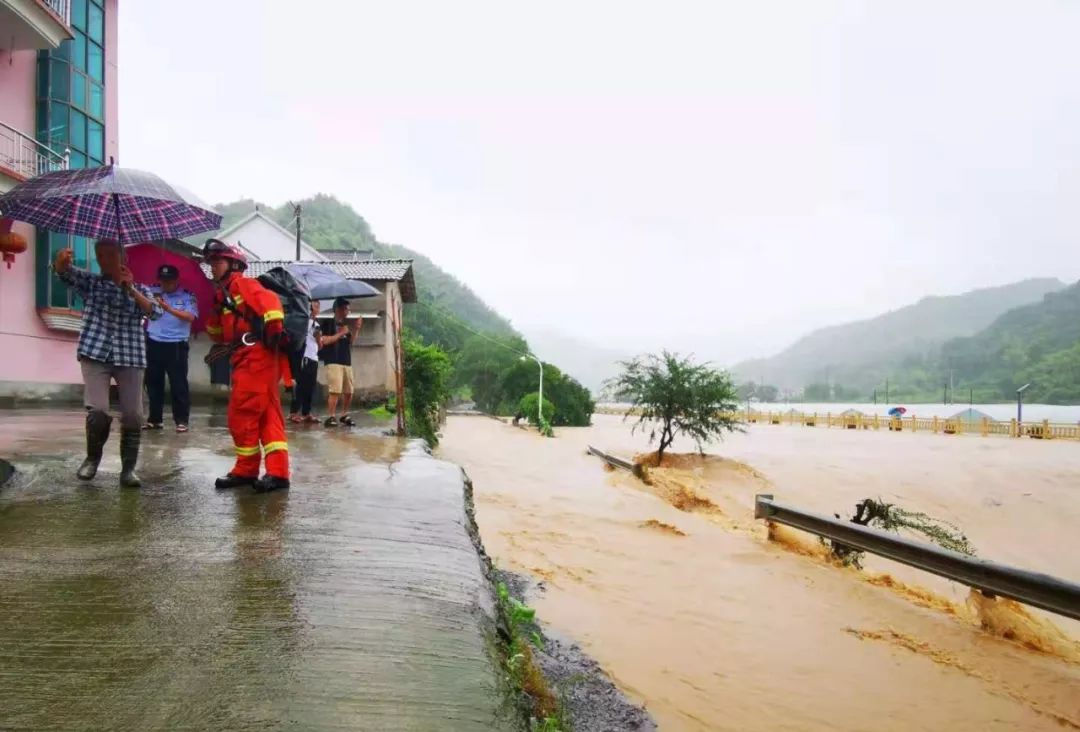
[415, 300, 530, 359]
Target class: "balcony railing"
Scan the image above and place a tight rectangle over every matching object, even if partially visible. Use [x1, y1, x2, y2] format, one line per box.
[41, 0, 71, 25]
[0, 121, 68, 181]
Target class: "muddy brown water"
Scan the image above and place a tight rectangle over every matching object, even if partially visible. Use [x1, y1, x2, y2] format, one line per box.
[0, 410, 517, 731]
[440, 414, 1080, 732]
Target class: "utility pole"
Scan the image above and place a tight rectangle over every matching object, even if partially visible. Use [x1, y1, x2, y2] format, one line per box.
[288, 201, 303, 261]
[943, 380, 948, 406]
[873, 388, 877, 405]
[885, 378, 889, 404]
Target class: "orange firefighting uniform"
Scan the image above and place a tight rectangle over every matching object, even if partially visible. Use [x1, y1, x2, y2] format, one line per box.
[206, 273, 293, 480]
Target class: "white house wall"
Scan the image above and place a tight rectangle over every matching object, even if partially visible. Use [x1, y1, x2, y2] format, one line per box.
[228, 216, 325, 262]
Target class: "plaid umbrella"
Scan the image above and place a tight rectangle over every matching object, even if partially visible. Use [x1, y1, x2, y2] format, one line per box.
[0, 164, 221, 244]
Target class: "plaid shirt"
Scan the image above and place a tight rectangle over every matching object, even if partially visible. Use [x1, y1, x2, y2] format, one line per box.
[58, 267, 163, 368]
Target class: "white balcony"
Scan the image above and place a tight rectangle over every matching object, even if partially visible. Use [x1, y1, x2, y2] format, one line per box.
[0, 121, 68, 190]
[0, 0, 73, 50]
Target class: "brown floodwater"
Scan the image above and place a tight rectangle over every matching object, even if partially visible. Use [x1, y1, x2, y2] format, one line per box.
[439, 414, 1080, 731]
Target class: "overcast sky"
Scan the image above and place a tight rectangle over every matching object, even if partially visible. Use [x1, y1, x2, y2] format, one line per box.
[119, 1, 1080, 365]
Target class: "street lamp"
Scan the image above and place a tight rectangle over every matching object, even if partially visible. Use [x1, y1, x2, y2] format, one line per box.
[1016, 383, 1031, 433]
[521, 354, 544, 424]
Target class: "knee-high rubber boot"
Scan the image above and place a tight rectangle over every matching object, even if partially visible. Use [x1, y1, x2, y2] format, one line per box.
[119, 428, 142, 488]
[77, 409, 112, 481]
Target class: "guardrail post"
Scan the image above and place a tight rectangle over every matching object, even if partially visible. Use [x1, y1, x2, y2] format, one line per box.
[932, 416, 939, 433]
[911, 415, 917, 432]
[1043, 419, 1051, 440]
[1010, 418, 1018, 438]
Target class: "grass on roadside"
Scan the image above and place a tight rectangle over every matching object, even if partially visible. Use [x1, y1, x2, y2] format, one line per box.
[496, 581, 569, 732]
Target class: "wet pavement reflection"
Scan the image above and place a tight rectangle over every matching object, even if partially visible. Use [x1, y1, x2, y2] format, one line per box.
[0, 409, 515, 731]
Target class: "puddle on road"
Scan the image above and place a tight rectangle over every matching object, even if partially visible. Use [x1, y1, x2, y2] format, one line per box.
[0, 411, 516, 731]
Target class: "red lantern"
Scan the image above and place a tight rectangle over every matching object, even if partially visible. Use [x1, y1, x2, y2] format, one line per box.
[0, 218, 26, 269]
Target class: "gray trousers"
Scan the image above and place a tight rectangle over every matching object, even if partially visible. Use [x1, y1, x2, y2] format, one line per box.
[81, 358, 145, 431]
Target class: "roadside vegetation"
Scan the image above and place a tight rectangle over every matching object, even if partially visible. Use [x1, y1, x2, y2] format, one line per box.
[826, 498, 977, 567]
[608, 351, 742, 462]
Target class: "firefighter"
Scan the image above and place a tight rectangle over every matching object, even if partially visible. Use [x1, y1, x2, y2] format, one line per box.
[202, 239, 291, 493]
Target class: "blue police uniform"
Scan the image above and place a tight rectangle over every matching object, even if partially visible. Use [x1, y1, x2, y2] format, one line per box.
[145, 269, 198, 429]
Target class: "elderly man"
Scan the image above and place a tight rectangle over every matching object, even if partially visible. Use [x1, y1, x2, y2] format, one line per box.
[54, 240, 163, 488]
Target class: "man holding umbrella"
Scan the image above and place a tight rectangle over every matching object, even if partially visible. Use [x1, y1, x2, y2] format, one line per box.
[54, 240, 163, 488]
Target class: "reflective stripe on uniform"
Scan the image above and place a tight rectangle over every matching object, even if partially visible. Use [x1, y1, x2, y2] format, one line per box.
[263, 441, 288, 453]
[234, 445, 260, 456]
[206, 325, 223, 335]
[263, 310, 284, 323]
[232, 295, 245, 307]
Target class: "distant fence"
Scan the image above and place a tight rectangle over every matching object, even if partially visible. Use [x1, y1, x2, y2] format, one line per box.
[593, 405, 1080, 441]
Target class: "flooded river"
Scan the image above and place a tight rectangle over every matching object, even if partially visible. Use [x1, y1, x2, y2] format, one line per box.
[440, 414, 1080, 731]
[0, 410, 516, 731]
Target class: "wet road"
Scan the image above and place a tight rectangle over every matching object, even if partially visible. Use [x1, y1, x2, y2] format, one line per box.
[0, 410, 516, 731]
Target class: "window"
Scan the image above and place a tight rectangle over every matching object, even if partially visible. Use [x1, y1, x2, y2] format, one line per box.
[87, 120, 103, 160]
[72, 0, 87, 31]
[50, 59, 68, 100]
[89, 82, 103, 118]
[34, 0, 108, 318]
[48, 101, 68, 145]
[70, 109, 87, 151]
[88, 3, 103, 43]
[88, 42, 103, 82]
[72, 71, 86, 109]
[73, 32, 87, 72]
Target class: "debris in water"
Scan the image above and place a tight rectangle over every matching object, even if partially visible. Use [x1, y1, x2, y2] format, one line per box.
[968, 590, 1080, 663]
[639, 519, 687, 537]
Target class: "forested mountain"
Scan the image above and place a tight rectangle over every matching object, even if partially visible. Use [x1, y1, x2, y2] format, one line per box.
[903, 281, 1080, 403]
[207, 195, 595, 419]
[733, 278, 1064, 396]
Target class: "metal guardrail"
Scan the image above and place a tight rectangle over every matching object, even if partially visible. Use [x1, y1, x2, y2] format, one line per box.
[755, 494, 1080, 621]
[0, 121, 68, 181]
[586, 445, 636, 472]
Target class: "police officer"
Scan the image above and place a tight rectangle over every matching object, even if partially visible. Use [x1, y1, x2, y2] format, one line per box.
[144, 263, 198, 432]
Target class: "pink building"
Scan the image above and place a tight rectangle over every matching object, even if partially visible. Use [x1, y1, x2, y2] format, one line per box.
[0, 0, 118, 402]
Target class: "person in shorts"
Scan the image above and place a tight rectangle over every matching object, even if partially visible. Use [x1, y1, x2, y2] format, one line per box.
[319, 297, 360, 427]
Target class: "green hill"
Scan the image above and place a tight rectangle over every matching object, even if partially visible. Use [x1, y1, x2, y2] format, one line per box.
[209, 195, 517, 349]
[733, 278, 1064, 397]
[912, 281, 1080, 403]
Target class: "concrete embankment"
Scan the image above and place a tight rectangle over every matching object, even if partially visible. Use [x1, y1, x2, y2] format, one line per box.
[0, 410, 517, 730]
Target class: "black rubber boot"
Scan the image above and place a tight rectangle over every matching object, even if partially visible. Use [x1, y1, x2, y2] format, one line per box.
[215, 473, 257, 490]
[253, 475, 290, 493]
[77, 409, 112, 481]
[119, 429, 142, 488]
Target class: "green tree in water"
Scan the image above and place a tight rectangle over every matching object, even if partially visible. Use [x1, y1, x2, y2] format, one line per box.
[608, 351, 742, 462]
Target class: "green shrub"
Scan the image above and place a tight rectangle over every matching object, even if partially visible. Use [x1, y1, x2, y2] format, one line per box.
[403, 332, 452, 446]
[518, 392, 555, 426]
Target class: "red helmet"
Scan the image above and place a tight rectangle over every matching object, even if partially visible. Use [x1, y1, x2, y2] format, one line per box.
[202, 238, 248, 272]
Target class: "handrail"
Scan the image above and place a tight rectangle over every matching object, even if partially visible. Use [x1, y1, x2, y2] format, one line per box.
[755, 494, 1080, 621]
[0, 120, 68, 180]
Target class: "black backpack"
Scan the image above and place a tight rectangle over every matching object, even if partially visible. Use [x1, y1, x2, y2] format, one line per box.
[253, 267, 312, 356]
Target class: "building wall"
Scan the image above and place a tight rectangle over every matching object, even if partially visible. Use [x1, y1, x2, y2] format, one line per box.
[105, 0, 118, 162]
[0, 44, 81, 397]
[225, 215, 324, 261]
[0, 0, 120, 400]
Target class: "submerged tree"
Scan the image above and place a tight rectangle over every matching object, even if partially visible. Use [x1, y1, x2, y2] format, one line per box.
[829, 498, 977, 568]
[607, 351, 742, 462]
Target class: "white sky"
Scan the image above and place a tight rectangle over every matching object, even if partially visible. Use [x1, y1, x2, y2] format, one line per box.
[119, 1, 1080, 365]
